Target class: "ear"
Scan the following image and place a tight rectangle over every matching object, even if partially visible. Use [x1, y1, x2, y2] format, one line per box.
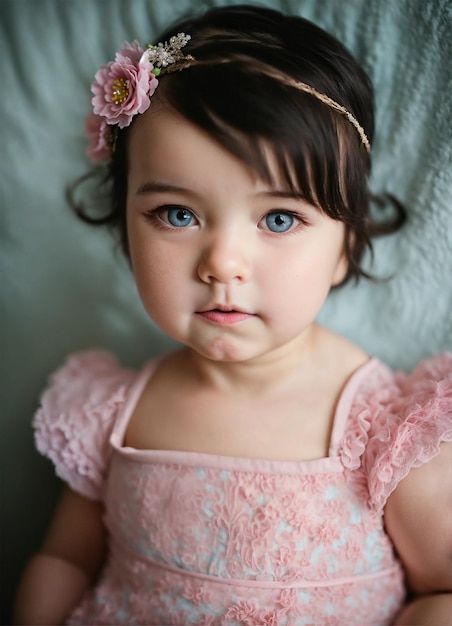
[331, 251, 349, 286]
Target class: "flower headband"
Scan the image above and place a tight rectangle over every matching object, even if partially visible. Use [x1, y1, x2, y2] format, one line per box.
[85, 33, 193, 162]
[85, 32, 370, 163]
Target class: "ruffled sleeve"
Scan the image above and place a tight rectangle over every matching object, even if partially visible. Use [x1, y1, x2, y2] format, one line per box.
[33, 351, 137, 500]
[341, 353, 452, 513]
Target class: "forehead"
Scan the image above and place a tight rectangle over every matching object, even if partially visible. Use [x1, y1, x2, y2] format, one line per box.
[127, 103, 297, 194]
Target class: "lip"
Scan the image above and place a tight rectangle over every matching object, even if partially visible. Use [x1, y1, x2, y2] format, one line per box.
[196, 306, 255, 325]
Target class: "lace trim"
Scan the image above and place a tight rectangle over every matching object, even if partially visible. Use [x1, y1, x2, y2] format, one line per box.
[340, 353, 452, 512]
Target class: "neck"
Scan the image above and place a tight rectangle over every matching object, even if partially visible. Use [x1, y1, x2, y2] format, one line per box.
[182, 325, 321, 396]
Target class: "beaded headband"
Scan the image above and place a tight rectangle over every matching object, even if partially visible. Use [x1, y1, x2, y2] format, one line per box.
[86, 33, 370, 163]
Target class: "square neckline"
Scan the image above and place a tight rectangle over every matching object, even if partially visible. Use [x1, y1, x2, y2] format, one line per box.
[109, 354, 381, 474]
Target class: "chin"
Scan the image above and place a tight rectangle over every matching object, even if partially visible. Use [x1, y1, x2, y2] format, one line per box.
[193, 338, 258, 363]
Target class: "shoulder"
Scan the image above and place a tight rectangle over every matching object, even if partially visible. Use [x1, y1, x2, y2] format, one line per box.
[349, 354, 452, 594]
[384, 440, 452, 594]
[341, 353, 452, 510]
[368, 353, 452, 494]
[33, 350, 138, 499]
[34, 350, 138, 430]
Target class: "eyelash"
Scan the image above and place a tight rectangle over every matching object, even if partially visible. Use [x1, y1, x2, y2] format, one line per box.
[142, 206, 311, 234]
[262, 210, 311, 235]
[143, 206, 196, 231]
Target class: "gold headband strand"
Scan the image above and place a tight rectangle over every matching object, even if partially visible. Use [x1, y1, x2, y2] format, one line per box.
[279, 75, 371, 152]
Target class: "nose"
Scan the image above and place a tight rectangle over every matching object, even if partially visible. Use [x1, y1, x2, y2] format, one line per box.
[197, 231, 252, 284]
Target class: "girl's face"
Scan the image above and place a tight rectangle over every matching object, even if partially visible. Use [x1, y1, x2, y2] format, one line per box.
[126, 105, 347, 363]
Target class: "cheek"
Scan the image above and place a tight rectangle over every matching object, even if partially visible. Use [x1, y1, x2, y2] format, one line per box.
[132, 259, 184, 334]
[128, 230, 168, 297]
[261, 246, 342, 316]
[127, 230, 194, 327]
[131, 247, 175, 298]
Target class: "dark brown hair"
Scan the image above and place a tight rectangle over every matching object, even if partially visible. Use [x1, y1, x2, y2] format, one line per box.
[72, 4, 405, 284]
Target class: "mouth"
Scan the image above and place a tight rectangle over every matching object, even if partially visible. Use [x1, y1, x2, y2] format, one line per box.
[196, 306, 255, 325]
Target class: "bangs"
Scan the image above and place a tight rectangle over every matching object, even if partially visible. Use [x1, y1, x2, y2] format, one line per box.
[160, 64, 357, 220]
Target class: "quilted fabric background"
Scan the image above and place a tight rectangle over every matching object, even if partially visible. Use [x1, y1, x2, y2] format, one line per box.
[1, 0, 451, 621]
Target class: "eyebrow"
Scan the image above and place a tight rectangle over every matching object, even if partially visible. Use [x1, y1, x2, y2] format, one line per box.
[259, 189, 307, 201]
[135, 181, 308, 203]
[135, 181, 191, 195]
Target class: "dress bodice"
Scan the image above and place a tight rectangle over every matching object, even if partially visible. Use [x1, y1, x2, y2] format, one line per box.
[33, 350, 452, 625]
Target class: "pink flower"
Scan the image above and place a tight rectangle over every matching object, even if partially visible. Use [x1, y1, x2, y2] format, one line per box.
[85, 113, 110, 163]
[116, 39, 144, 65]
[84, 34, 193, 162]
[254, 609, 280, 625]
[311, 522, 340, 543]
[91, 40, 158, 128]
[278, 542, 297, 565]
[182, 580, 212, 606]
[224, 600, 258, 623]
[276, 588, 298, 610]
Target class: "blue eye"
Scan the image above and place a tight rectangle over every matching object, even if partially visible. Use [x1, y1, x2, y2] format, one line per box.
[265, 212, 295, 233]
[166, 207, 194, 227]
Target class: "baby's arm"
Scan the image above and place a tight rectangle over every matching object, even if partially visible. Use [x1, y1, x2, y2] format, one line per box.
[384, 441, 452, 624]
[14, 485, 106, 625]
[394, 594, 452, 625]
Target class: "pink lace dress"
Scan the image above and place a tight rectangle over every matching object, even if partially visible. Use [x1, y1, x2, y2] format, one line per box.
[34, 351, 452, 626]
